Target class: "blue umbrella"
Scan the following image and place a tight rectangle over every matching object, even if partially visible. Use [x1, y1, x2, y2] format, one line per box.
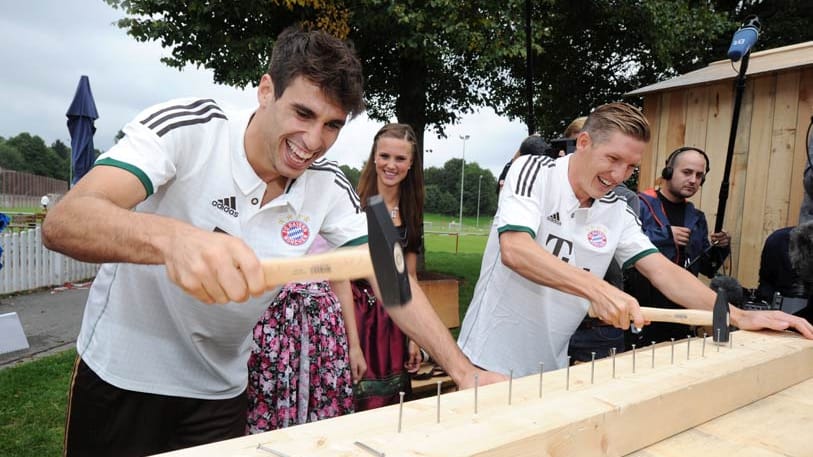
[66, 75, 99, 186]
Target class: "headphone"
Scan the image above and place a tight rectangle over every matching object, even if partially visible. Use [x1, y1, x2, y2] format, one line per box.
[661, 146, 710, 185]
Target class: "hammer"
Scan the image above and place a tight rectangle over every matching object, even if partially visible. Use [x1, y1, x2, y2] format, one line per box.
[589, 289, 731, 343]
[260, 195, 411, 307]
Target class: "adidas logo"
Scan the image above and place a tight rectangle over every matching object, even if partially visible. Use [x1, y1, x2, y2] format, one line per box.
[546, 212, 561, 225]
[212, 196, 239, 217]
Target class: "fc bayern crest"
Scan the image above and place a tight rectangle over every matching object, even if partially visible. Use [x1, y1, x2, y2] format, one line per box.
[281, 220, 310, 246]
[587, 228, 608, 248]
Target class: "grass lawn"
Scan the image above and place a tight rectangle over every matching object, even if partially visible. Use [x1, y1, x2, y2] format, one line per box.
[0, 349, 76, 457]
[0, 214, 490, 456]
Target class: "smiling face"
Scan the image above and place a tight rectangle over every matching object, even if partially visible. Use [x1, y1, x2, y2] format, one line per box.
[662, 150, 707, 201]
[374, 136, 414, 190]
[569, 130, 645, 205]
[245, 74, 348, 182]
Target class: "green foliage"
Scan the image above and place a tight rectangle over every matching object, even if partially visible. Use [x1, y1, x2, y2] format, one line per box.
[708, 0, 813, 63]
[490, 0, 732, 138]
[338, 164, 360, 188]
[103, 0, 512, 152]
[0, 141, 26, 171]
[103, 0, 812, 153]
[0, 133, 70, 181]
[51, 140, 70, 161]
[0, 349, 76, 457]
[421, 158, 497, 217]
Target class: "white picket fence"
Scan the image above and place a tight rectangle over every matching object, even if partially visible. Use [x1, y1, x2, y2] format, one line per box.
[0, 227, 98, 294]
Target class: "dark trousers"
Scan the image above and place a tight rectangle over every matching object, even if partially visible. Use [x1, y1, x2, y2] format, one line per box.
[626, 322, 694, 349]
[568, 323, 625, 363]
[64, 358, 247, 457]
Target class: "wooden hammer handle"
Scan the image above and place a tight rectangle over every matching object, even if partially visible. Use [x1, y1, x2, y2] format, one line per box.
[261, 248, 374, 288]
[588, 306, 713, 326]
[640, 307, 713, 326]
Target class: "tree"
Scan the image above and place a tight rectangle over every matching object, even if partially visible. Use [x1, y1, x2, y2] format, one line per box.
[422, 158, 497, 217]
[51, 140, 70, 161]
[706, 0, 813, 67]
[0, 141, 26, 171]
[1, 133, 70, 180]
[490, 0, 731, 138]
[103, 0, 508, 152]
[338, 164, 360, 189]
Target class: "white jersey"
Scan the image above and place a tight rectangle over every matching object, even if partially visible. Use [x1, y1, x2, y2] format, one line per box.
[78, 98, 367, 399]
[458, 154, 657, 376]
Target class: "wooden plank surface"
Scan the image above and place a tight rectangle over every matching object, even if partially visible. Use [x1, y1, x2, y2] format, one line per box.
[630, 377, 813, 457]
[156, 331, 813, 457]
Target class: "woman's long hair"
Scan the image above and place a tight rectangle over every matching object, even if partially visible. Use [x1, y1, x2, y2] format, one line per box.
[357, 123, 424, 251]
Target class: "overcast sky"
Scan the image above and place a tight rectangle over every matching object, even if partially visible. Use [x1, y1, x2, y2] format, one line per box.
[0, 0, 530, 177]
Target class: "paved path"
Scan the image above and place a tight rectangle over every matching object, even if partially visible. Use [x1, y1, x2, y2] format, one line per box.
[0, 285, 89, 369]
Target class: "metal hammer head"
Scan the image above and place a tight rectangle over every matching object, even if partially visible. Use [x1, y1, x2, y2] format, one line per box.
[712, 288, 731, 344]
[365, 195, 412, 307]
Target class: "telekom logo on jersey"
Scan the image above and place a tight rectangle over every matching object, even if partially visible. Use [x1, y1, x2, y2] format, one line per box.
[545, 234, 591, 272]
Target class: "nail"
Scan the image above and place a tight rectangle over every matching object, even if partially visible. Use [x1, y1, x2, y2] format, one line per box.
[398, 391, 405, 432]
[436, 381, 442, 424]
[590, 352, 596, 384]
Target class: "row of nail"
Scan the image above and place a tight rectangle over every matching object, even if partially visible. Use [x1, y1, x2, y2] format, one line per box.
[257, 331, 733, 456]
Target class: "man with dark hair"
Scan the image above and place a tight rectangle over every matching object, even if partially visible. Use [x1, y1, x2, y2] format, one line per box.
[458, 102, 813, 377]
[44, 26, 500, 456]
[626, 146, 731, 345]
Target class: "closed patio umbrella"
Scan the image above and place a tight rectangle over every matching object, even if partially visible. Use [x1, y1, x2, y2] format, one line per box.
[66, 75, 98, 186]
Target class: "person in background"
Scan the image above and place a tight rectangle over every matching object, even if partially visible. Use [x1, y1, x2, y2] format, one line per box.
[625, 146, 730, 346]
[756, 219, 813, 323]
[353, 123, 426, 410]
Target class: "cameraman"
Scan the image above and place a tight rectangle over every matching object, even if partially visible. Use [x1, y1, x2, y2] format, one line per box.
[756, 222, 812, 322]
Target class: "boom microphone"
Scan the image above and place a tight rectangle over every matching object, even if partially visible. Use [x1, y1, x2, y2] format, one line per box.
[727, 16, 761, 62]
[709, 275, 745, 308]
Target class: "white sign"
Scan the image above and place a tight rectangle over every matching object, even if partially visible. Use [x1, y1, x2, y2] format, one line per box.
[0, 312, 30, 354]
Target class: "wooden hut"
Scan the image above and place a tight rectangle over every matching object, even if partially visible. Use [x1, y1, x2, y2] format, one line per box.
[627, 41, 813, 287]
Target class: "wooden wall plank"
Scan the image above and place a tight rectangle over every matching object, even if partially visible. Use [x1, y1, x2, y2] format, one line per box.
[665, 91, 689, 157]
[640, 94, 663, 190]
[700, 81, 747, 277]
[158, 332, 813, 457]
[788, 68, 813, 225]
[763, 71, 801, 236]
[684, 85, 710, 207]
[738, 75, 777, 286]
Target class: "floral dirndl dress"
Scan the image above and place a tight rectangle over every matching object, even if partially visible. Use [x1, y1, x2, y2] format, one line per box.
[246, 281, 354, 433]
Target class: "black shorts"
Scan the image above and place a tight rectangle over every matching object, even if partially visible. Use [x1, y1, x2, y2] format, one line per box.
[64, 357, 247, 457]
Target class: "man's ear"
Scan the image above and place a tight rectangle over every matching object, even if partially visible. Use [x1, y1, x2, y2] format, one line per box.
[258, 74, 275, 107]
[576, 131, 592, 151]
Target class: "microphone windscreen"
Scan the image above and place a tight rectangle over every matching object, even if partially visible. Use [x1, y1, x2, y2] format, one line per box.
[727, 26, 759, 61]
[710, 275, 745, 307]
[790, 221, 813, 282]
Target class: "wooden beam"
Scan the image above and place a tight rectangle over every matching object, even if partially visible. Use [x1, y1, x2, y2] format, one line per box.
[630, 376, 813, 456]
[157, 331, 813, 457]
